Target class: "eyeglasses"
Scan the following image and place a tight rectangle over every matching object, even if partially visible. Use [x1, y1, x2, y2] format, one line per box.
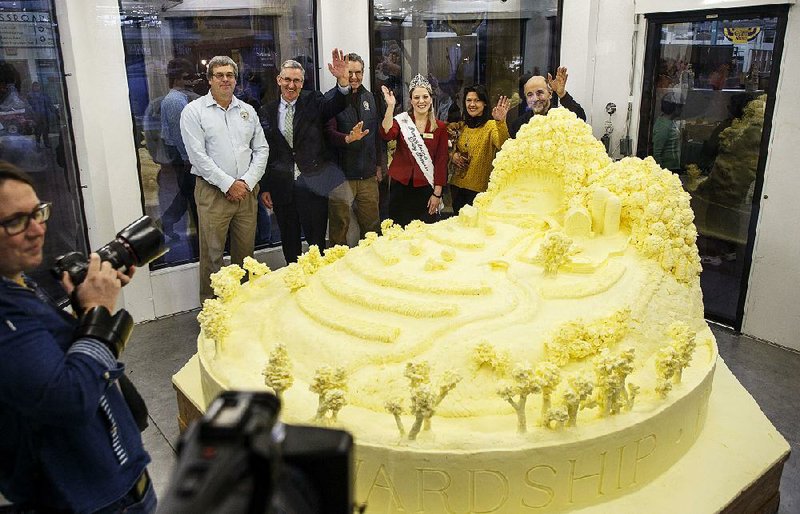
[280, 76, 303, 85]
[0, 202, 51, 236]
[212, 72, 236, 80]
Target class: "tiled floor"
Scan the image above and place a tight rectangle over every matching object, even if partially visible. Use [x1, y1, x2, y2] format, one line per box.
[119, 314, 799, 513]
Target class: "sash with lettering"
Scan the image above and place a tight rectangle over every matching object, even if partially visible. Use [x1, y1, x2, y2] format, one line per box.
[394, 112, 435, 188]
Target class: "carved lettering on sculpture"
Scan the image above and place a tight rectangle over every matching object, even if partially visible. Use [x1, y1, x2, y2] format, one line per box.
[522, 464, 557, 509]
[364, 463, 405, 511]
[417, 468, 455, 513]
[632, 434, 657, 485]
[615, 445, 626, 490]
[468, 469, 510, 513]
[567, 451, 607, 503]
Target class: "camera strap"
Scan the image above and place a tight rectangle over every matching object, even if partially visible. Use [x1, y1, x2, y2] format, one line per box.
[118, 374, 149, 432]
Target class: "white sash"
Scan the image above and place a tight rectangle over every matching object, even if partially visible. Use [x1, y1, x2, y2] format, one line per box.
[395, 112, 435, 188]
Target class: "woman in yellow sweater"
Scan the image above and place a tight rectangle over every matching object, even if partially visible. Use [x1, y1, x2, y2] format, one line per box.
[449, 84, 510, 213]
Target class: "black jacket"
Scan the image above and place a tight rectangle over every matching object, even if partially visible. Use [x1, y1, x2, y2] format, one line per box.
[259, 87, 348, 203]
[324, 86, 383, 180]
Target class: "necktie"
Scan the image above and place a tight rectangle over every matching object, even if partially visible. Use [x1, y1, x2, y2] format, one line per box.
[284, 103, 299, 179]
[284, 103, 294, 147]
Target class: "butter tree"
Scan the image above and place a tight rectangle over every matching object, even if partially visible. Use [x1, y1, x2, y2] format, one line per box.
[534, 230, 576, 274]
[543, 406, 569, 431]
[668, 323, 696, 383]
[497, 364, 541, 433]
[655, 346, 680, 398]
[536, 362, 562, 426]
[562, 373, 594, 427]
[408, 385, 435, 440]
[593, 348, 636, 416]
[310, 366, 347, 422]
[262, 343, 293, 400]
[388, 361, 462, 440]
[384, 400, 406, 436]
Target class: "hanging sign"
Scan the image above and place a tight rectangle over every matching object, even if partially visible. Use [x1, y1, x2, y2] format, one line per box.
[723, 27, 761, 44]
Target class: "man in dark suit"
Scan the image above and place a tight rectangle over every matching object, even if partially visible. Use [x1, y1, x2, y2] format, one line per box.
[259, 49, 351, 264]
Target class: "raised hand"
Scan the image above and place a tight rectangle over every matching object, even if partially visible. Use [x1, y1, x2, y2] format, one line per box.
[328, 48, 349, 86]
[547, 66, 569, 98]
[345, 121, 370, 143]
[381, 85, 396, 110]
[492, 95, 510, 122]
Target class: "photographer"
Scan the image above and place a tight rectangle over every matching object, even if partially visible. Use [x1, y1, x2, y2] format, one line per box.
[0, 162, 154, 513]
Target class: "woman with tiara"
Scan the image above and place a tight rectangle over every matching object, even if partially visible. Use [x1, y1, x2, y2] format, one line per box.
[448, 84, 510, 214]
[379, 74, 449, 226]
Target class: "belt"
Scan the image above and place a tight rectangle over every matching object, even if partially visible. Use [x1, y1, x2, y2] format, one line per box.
[129, 469, 151, 502]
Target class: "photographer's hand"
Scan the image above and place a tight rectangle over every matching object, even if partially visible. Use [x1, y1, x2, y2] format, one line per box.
[63, 253, 122, 312]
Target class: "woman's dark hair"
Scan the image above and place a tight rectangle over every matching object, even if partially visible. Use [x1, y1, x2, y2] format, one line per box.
[0, 161, 34, 189]
[462, 84, 491, 128]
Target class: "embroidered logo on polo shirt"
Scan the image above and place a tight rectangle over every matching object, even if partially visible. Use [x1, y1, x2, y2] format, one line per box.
[241, 111, 250, 121]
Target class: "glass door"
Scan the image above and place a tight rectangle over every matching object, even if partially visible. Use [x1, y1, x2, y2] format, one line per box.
[119, 0, 318, 270]
[637, 6, 788, 328]
[0, 1, 88, 301]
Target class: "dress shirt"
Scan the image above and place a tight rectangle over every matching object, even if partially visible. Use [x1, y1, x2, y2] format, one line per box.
[277, 84, 350, 135]
[180, 91, 269, 193]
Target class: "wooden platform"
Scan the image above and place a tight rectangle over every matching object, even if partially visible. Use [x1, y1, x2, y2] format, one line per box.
[173, 356, 790, 513]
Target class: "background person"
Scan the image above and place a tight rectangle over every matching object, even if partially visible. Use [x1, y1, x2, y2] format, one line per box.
[26, 81, 53, 148]
[0, 162, 154, 513]
[324, 53, 382, 246]
[258, 50, 351, 264]
[509, 66, 586, 138]
[449, 84, 510, 214]
[159, 59, 199, 244]
[379, 74, 448, 227]
[180, 55, 268, 301]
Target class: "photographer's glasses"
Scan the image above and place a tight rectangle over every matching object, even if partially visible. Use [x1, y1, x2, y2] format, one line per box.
[0, 202, 51, 236]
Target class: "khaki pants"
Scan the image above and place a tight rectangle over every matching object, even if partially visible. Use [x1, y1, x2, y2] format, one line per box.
[195, 178, 259, 300]
[328, 178, 380, 246]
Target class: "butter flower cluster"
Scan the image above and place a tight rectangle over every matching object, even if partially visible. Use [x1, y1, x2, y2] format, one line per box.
[587, 157, 701, 282]
[243, 256, 271, 283]
[534, 230, 575, 274]
[210, 264, 246, 302]
[197, 298, 231, 351]
[545, 309, 630, 366]
[476, 108, 610, 211]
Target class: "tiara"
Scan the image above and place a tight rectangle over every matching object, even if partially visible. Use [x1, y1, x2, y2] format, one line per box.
[409, 73, 432, 94]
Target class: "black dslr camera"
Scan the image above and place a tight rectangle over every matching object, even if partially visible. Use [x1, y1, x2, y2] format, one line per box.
[159, 391, 356, 514]
[52, 215, 167, 285]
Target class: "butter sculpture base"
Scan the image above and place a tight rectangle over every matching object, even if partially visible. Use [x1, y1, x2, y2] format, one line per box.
[173, 356, 790, 513]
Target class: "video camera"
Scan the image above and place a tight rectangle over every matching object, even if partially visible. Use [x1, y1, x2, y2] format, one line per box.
[158, 391, 356, 514]
[52, 215, 167, 285]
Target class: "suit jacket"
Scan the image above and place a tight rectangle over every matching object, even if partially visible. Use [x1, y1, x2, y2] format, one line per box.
[259, 87, 348, 204]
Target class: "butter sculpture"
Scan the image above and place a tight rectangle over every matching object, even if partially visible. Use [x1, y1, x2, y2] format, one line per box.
[197, 108, 716, 513]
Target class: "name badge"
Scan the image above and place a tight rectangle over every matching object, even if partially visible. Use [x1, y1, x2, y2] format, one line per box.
[422, 133, 433, 139]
